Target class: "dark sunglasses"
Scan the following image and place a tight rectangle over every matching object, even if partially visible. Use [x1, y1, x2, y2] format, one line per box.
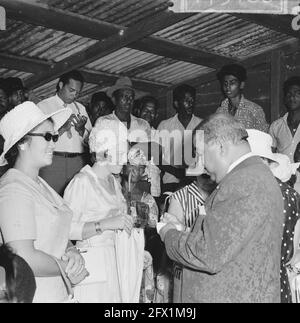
[27, 132, 59, 142]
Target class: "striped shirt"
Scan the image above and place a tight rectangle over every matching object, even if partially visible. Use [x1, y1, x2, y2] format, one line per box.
[171, 182, 205, 228]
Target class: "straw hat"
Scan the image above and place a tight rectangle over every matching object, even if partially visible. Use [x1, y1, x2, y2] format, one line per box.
[106, 76, 134, 99]
[0, 101, 72, 166]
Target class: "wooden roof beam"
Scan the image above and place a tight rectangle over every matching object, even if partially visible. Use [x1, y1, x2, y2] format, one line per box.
[1, 0, 236, 70]
[24, 9, 191, 89]
[0, 53, 168, 94]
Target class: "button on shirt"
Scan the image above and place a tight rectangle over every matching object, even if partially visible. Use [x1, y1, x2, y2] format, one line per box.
[38, 95, 92, 153]
[95, 112, 151, 143]
[217, 96, 269, 132]
[157, 114, 202, 184]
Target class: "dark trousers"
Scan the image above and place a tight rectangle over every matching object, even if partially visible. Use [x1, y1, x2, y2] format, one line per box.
[39, 154, 88, 196]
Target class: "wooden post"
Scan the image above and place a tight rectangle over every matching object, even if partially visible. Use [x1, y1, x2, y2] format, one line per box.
[166, 89, 175, 119]
[270, 50, 283, 122]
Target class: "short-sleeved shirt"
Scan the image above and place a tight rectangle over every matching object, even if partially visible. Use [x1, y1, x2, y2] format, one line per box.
[38, 94, 92, 153]
[269, 113, 300, 193]
[157, 114, 202, 184]
[95, 112, 151, 143]
[269, 113, 300, 162]
[217, 96, 269, 132]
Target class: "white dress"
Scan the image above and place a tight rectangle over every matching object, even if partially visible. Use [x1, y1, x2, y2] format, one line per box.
[0, 169, 72, 303]
[64, 165, 144, 303]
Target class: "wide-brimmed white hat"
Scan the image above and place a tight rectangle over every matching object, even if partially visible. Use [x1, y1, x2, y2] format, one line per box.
[246, 129, 278, 164]
[106, 76, 134, 99]
[0, 101, 72, 166]
[247, 129, 300, 182]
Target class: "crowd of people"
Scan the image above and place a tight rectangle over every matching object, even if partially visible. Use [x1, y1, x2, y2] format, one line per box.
[0, 63, 300, 303]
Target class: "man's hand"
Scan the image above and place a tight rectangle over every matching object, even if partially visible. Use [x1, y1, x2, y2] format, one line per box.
[158, 222, 176, 242]
[58, 114, 75, 138]
[73, 114, 88, 137]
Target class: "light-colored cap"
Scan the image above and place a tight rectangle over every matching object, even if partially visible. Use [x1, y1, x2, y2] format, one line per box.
[106, 76, 134, 98]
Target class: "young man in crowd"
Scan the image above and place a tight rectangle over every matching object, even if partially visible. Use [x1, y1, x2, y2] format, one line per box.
[217, 64, 269, 132]
[269, 76, 300, 193]
[157, 84, 202, 193]
[5, 77, 27, 109]
[137, 96, 159, 130]
[38, 70, 92, 195]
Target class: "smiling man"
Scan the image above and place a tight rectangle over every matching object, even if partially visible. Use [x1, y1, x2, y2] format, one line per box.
[37, 70, 92, 195]
[217, 64, 269, 132]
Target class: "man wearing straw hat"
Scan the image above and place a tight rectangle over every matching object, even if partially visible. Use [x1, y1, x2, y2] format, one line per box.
[96, 76, 151, 144]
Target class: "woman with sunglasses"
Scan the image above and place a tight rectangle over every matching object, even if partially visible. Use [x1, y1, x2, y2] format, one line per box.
[0, 102, 88, 303]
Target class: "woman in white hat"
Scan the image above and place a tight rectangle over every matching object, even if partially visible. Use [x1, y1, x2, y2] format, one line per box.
[247, 129, 300, 303]
[0, 102, 87, 303]
[63, 118, 135, 303]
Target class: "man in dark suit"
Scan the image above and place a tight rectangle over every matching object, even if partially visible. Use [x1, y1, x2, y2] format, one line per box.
[159, 113, 284, 303]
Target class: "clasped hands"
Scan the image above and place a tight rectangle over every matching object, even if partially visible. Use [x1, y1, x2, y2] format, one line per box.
[62, 248, 89, 286]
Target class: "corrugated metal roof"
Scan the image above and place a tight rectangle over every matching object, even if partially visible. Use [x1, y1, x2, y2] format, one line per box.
[156, 13, 296, 59]
[0, 68, 32, 80]
[0, 19, 98, 62]
[47, 0, 171, 27]
[135, 61, 213, 84]
[85, 48, 162, 75]
[0, 0, 298, 102]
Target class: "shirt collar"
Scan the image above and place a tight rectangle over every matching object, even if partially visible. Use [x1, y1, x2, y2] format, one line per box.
[227, 152, 254, 174]
[112, 111, 134, 122]
[175, 113, 196, 128]
[55, 94, 71, 108]
[224, 95, 245, 109]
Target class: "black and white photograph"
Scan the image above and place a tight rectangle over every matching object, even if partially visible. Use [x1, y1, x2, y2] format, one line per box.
[0, 0, 300, 307]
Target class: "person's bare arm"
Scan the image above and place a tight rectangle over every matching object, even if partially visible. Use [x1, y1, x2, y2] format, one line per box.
[7, 240, 66, 277]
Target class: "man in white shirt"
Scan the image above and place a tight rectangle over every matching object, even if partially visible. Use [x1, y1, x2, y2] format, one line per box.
[269, 76, 300, 192]
[157, 84, 202, 192]
[95, 77, 151, 143]
[38, 70, 92, 195]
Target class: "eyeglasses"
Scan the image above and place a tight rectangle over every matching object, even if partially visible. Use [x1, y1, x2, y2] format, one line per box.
[27, 132, 59, 142]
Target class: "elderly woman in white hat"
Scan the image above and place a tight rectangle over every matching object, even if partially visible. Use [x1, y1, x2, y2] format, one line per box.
[247, 129, 300, 303]
[0, 102, 88, 303]
[63, 118, 136, 303]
